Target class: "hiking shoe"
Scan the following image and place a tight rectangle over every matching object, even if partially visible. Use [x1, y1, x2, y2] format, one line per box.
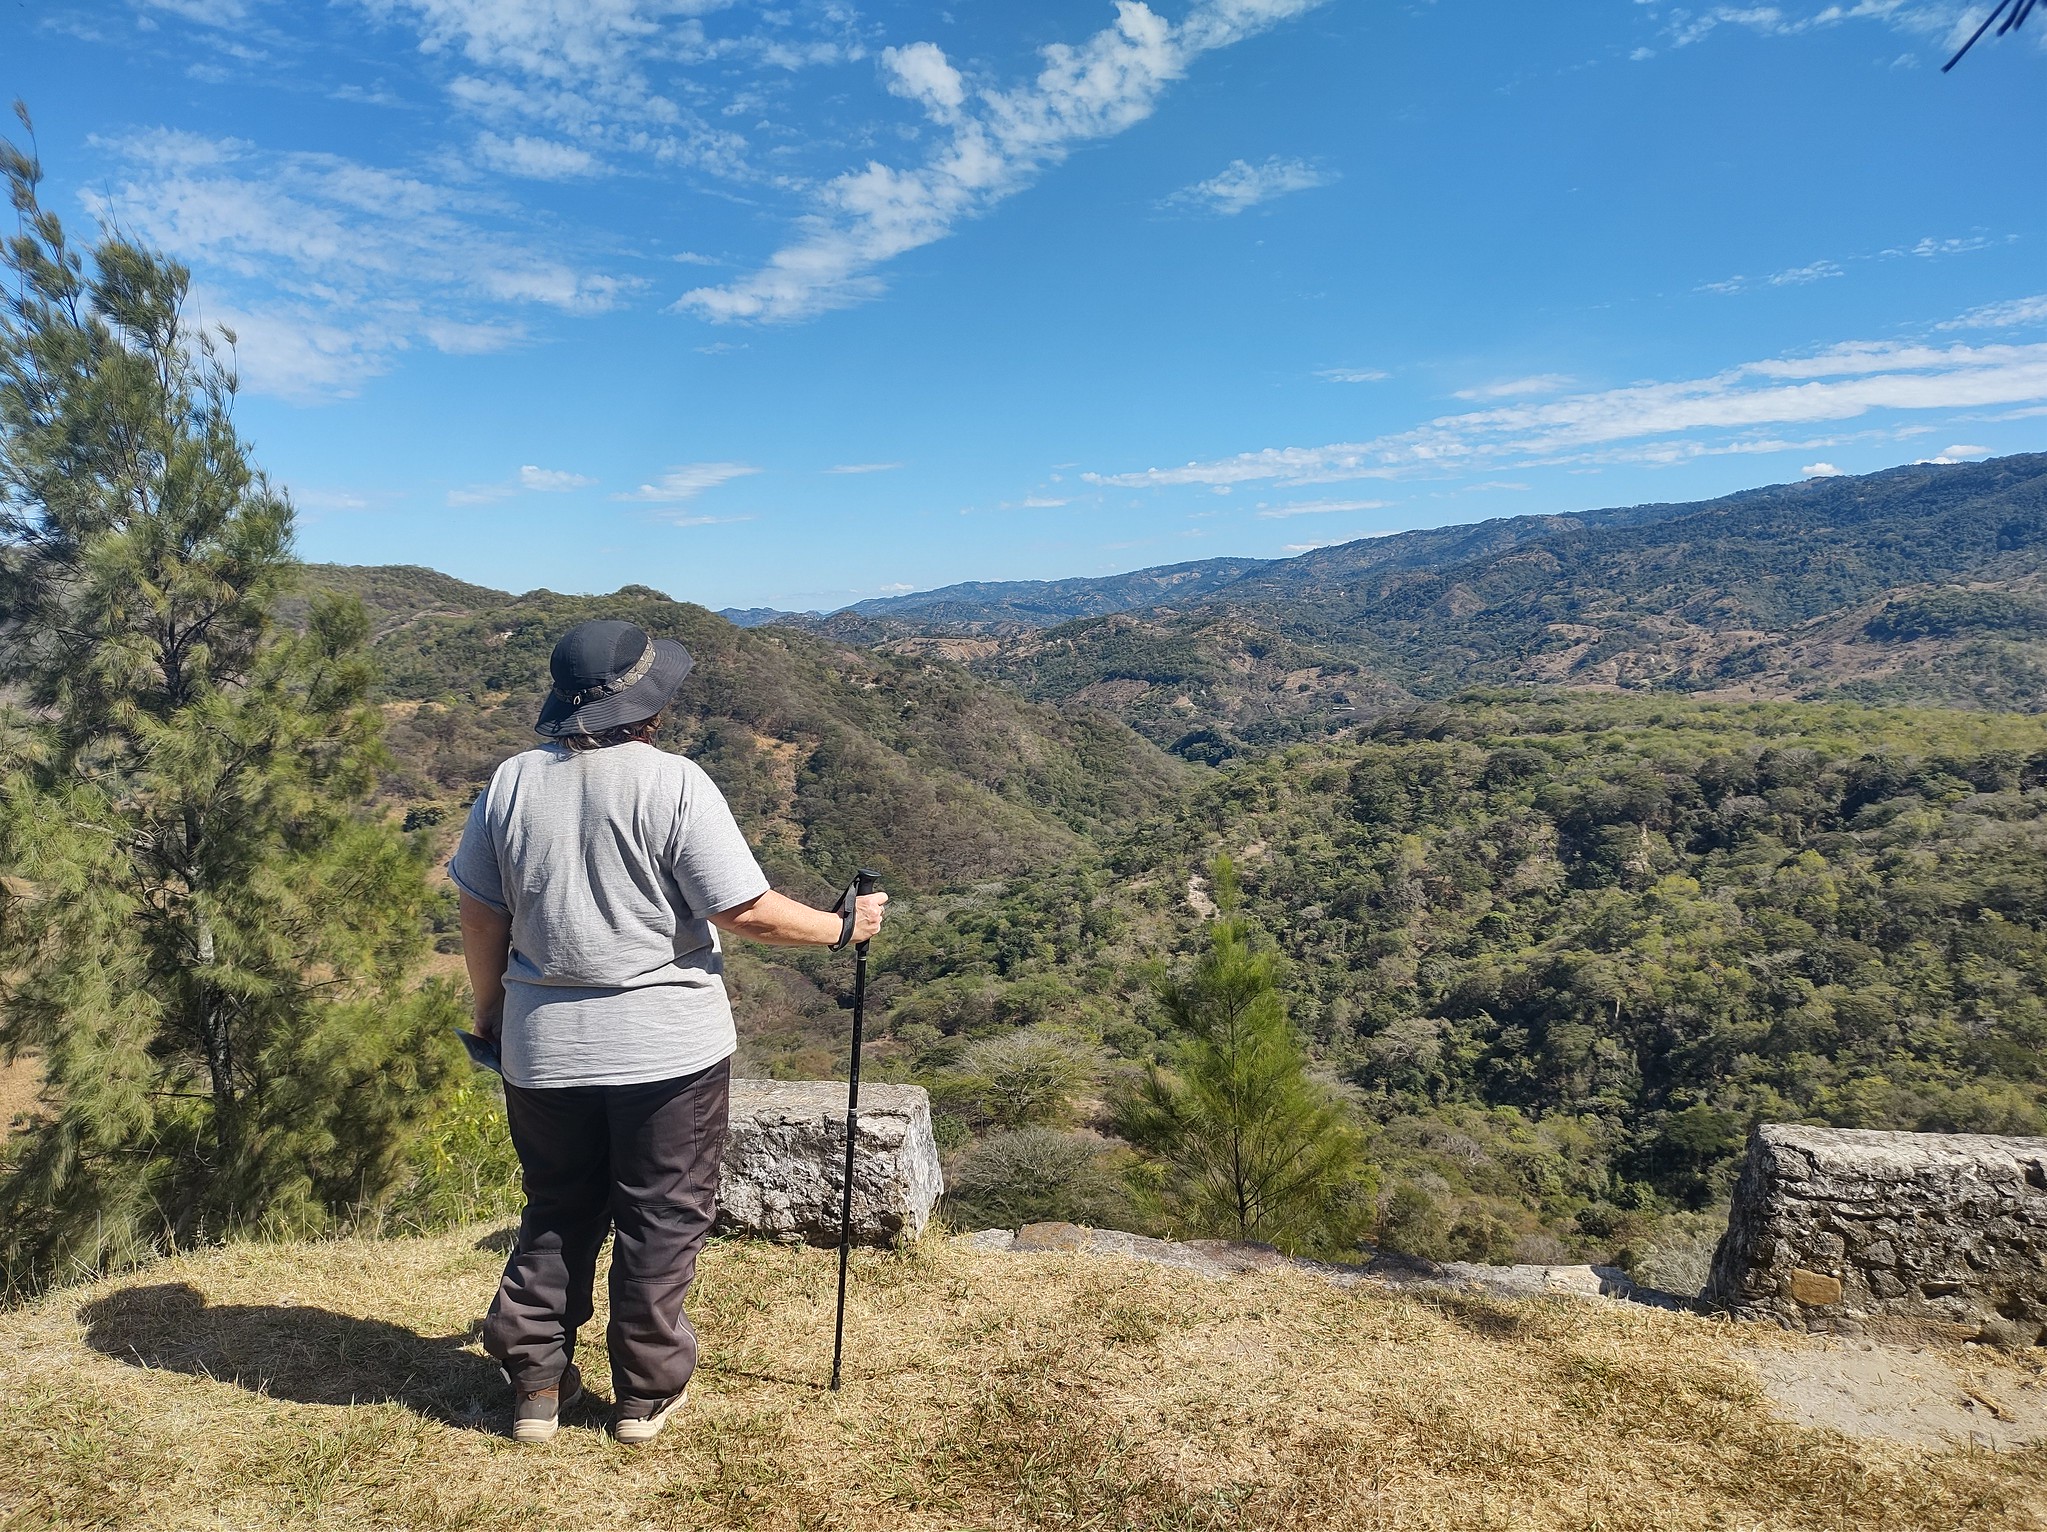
[612, 1386, 688, 1446]
[510, 1363, 583, 1445]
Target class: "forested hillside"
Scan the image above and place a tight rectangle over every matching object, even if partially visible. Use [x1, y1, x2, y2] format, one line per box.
[864, 695, 2047, 1265]
[301, 567, 1186, 897]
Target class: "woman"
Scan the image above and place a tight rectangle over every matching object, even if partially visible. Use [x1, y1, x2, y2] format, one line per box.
[450, 618, 886, 1445]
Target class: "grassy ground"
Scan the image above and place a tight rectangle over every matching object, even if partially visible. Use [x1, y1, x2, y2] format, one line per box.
[1, 1226, 2041, 1532]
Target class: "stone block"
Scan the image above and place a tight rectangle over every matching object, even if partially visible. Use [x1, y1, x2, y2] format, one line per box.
[715, 1080, 943, 1248]
[1705, 1125, 2047, 1347]
[1787, 1268, 1843, 1307]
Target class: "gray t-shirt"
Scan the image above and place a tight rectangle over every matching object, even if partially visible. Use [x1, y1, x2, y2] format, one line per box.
[448, 742, 771, 1089]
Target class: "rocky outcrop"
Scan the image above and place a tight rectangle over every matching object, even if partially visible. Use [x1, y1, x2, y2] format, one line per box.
[1704, 1125, 2047, 1347]
[717, 1080, 943, 1248]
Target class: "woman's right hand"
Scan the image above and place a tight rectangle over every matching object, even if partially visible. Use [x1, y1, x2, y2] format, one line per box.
[851, 891, 889, 944]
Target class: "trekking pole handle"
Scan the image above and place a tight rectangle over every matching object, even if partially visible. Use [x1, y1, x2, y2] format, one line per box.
[853, 868, 880, 954]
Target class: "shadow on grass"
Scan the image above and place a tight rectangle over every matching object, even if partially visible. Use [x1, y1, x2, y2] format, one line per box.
[79, 1282, 537, 1434]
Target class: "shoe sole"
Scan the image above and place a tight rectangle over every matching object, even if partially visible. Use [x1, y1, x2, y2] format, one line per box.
[613, 1386, 688, 1446]
[511, 1376, 584, 1445]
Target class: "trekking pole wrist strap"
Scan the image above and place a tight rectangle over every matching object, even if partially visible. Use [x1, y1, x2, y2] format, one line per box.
[830, 904, 857, 951]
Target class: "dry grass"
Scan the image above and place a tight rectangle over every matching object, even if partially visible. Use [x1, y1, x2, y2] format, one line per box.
[0, 1226, 2041, 1531]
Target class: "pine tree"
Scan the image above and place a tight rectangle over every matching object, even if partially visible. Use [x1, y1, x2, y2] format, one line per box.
[0, 112, 461, 1287]
[1116, 856, 1373, 1256]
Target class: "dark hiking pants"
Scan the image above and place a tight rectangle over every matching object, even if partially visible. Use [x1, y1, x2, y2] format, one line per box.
[482, 1058, 729, 1409]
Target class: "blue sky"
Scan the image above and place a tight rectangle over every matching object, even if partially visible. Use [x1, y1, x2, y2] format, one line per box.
[9, 1, 2045, 610]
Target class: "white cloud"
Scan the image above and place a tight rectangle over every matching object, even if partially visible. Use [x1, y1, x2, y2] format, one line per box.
[1453, 374, 1574, 401]
[613, 462, 761, 502]
[518, 464, 598, 491]
[1087, 325, 2047, 490]
[1894, 234, 1997, 257]
[884, 41, 967, 119]
[1768, 259, 1844, 286]
[1317, 367, 1389, 383]
[1008, 495, 1071, 509]
[141, 0, 256, 25]
[826, 461, 906, 474]
[1255, 498, 1392, 518]
[474, 131, 602, 179]
[665, 513, 757, 526]
[1942, 294, 2047, 330]
[1803, 461, 1845, 477]
[291, 487, 374, 512]
[447, 463, 599, 505]
[1167, 155, 1335, 216]
[678, 0, 1325, 323]
[354, 0, 840, 179]
[1941, 443, 1989, 457]
[1660, 2, 1988, 54]
[88, 129, 632, 399]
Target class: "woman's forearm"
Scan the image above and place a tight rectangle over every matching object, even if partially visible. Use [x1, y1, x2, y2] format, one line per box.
[458, 890, 512, 1036]
[709, 888, 887, 947]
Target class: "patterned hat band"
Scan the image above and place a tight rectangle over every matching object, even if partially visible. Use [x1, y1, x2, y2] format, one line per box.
[550, 637, 656, 709]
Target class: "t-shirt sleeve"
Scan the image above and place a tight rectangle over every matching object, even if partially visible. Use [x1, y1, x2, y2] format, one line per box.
[672, 763, 772, 916]
[446, 786, 509, 913]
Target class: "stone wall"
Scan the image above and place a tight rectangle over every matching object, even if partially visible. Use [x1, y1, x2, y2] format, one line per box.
[1703, 1124, 2047, 1347]
[716, 1080, 944, 1248]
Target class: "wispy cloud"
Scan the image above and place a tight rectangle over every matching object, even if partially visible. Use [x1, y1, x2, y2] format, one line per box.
[1653, 2, 1988, 55]
[612, 462, 761, 502]
[1942, 294, 2047, 330]
[1166, 155, 1335, 216]
[1453, 374, 1574, 401]
[677, 0, 1325, 323]
[292, 487, 375, 512]
[1317, 367, 1390, 383]
[88, 129, 632, 398]
[667, 513, 757, 527]
[1704, 231, 2006, 296]
[353, 0, 806, 177]
[1768, 259, 1844, 286]
[1889, 234, 1999, 257]
[1255, 498, 1392, 518]
[1088, 325, 2047, 489]
[1803, 461, 1845, 477]
[447, 462, 598, 506]
[473, 131, 603, 180]
[827, 461, 906, 474]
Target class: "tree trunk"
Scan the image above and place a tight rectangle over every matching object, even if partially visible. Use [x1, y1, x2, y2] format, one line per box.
[192, 917, 238, 1179]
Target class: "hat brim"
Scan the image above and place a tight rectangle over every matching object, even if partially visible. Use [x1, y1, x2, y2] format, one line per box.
[535, 637, 694, 737]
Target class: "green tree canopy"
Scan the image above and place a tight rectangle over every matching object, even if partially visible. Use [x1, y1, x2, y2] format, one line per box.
[0, 114, 461, 1287]
[1115, 857, 1372, 1256]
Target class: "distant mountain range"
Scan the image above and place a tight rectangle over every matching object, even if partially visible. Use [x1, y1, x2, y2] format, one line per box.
[713, 455, 2046, 756]
[318, 453, 2047, 773]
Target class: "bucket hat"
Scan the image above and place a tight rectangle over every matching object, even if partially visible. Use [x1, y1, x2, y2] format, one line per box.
[535, 619, 694, 738]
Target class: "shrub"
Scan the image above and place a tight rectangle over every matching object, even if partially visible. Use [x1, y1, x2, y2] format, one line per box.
[944, 1129, 1135, 1232]
[1379, 1184, 1450, 1261]
[944, 1028, 1100, 1130]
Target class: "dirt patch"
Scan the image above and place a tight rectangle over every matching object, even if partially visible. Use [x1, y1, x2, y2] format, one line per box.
[1744, 1340, 2047, 1450]
[0, 1052, 42, 1137]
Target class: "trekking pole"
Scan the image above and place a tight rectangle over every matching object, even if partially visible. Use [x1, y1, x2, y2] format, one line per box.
[830, 868, 880, 1392]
